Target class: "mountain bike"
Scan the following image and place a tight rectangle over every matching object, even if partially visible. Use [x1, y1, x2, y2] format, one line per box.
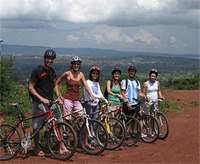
[0, 100, 77, 161]
[108, 102, 142, 147]
[148, 99, 169, 139]
[129, 98, 160, 143]
[62, 100, 108, 155]
[89, 100, 126, 150]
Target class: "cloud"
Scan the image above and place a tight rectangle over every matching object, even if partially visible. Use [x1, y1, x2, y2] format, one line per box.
[66, 35, 80, 41]
[0, 0, 199, 29]
[170, 36, 177, 47]
[170, 36, 176, 44]
[87, 26, 161, 45]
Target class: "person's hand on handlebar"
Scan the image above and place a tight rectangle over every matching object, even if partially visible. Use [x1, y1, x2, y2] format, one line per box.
[40, 97, 51, 106]
[91, 96, 97, 103]
[56, 95, 64, 105]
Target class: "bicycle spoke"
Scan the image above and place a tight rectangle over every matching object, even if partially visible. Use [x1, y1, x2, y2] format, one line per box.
[0, 125, 21, 161]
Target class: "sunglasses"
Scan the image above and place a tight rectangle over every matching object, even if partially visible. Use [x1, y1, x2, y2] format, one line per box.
[72, 63, 81, 66]
[92, 72, 99, 75]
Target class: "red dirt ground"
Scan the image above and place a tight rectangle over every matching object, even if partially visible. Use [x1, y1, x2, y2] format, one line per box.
[2, 90, 200, 164]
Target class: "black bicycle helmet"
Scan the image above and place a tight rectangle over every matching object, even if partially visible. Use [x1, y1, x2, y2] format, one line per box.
[112, 68, 121, 75]
[44, 49, 56, 58]
[70, 56, 81, 64]
[149, 69, 158, 76]
[128, 65, 137, 72]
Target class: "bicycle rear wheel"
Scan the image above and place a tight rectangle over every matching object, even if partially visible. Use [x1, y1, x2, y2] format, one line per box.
[79, 120, 108, 155]
[101, 117, 125, 150]
[155, 112, 169, 139]
[0, 124, 21, 161]
[48, 122, 77, 161]
[123, 116, 141, 147]
[140, 114, 160, 143]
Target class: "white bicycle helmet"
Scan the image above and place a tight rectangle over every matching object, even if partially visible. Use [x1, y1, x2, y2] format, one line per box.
[70, 56, 81, 64]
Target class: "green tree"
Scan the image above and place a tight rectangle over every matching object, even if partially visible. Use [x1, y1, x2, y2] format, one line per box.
[0, 58, 32, 123]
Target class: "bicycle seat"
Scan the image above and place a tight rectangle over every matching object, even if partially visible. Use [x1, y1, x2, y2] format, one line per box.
[9, 102, 23, 107]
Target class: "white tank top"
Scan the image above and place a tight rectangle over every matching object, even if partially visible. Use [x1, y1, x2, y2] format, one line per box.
[146, 80, 158, 101]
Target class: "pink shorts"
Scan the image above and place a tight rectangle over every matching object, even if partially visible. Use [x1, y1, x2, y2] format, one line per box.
[63, 99, 83, 120]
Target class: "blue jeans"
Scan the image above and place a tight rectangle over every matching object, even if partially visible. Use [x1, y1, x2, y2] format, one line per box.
[85, 104, 99, 120]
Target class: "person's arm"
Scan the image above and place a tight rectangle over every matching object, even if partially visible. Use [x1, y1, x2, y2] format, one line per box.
[138, 90, 146, 99]
[81, 72, 96, 101]
[55, 71, 68, 102]
[138, 82, 149, 101]
[142, 82, 148, 95]
[29, 81, 50, 105]
[107, 80, 115, 96]
[157, 81, 165, 100]
[120, 80, 127, 100]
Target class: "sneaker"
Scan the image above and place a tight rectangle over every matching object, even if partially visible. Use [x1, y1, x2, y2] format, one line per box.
[90, 140, 98, 147]
[141, 133, 147, 138]
[151, 132, 157, 137]
[131, 133, 138, 139]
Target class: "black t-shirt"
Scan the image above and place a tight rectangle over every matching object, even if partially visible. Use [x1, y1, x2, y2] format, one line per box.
[30, 65, 57, 102]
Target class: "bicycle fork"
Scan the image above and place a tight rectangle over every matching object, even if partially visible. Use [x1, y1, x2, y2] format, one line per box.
[85, 119, 94, 139]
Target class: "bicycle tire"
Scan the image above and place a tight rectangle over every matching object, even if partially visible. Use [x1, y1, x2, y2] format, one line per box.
[0, 124, 21, 161]
[48, 122, 77, 161]
[79, 119, 108, 155]
[100, 117, 126, 150]
[123, 116, 141, 147]
[140, 114, 160, 143]
[155, 112, 169, 140]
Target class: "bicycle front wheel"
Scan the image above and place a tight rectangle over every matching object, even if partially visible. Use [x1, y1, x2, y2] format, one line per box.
[0, 124, 21, 161]
[101, 117, 125, 150]
[79, 120, 108, 155]
[140, 114, 160, 143]
[48, 122, 77, 161]
[155, 112, 169, 140]
[123, 116, 141, 147]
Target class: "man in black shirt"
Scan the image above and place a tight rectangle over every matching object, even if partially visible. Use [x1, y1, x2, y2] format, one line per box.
[29, 49, 63, 156]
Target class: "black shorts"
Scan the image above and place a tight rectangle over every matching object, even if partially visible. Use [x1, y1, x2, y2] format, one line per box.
[123, 103, 140, 116]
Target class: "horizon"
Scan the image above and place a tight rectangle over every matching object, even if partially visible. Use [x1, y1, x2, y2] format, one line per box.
[2, 43, 200, 56]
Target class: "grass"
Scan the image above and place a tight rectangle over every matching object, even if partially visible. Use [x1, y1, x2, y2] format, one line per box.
[159, 99, 181, 114]
[191, 101, 199, 106]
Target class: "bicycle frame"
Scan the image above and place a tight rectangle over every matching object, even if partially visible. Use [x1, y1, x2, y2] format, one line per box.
[8, 101, 65, 153]
[9, 103, 57, 141]
[62, 105, 95, 138]
[89, 103, 111, 133]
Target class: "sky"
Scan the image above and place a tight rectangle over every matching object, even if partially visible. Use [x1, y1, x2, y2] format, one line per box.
[0, 0, 199, 54]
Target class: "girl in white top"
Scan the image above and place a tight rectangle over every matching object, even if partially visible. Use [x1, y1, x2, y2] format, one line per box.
[143, 69, 165, 102]
[84, 66, 106, 119]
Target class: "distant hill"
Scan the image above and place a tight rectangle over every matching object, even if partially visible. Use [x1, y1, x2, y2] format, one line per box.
[2, 44, 199, 59]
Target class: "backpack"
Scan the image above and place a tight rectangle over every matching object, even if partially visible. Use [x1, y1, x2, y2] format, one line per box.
[104, 80, 121, 99]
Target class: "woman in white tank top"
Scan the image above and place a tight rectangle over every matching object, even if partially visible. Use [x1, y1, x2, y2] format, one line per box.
[143, 69, 165, 101]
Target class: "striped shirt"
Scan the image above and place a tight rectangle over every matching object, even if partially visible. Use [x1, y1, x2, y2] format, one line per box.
[121, 79, 141, 105]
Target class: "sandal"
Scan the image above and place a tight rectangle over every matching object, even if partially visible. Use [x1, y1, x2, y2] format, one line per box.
[59, 150, 71, 156]
[35, 150, 45, 157]
[86, 144, 95, 150]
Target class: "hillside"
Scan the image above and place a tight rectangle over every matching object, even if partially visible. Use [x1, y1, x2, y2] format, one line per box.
[2, 44, 200, 59]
